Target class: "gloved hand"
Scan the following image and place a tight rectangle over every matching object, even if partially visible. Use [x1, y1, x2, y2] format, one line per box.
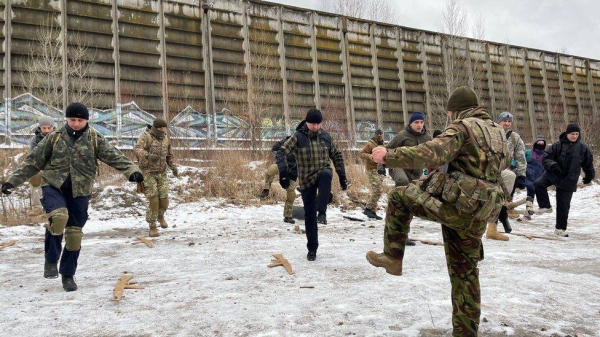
[377, 164, 386, 176]
[171, 166, 179, 177]
[1, 182, 14, 195]
[514, 175, 526, 190]
[549, 164, 562, 176]
[147, 153, 159, 163]
[339, 174, 348, 191]
[583, 176, 592, 184]
[128, 172, 144, 183]
[279, 171, 290, 189]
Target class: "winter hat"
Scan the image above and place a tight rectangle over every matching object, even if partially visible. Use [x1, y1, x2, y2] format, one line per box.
[565, 123, 580, 134]
[374, 129, 383, 135]
[446, 86, 479, 112]
[497, 111, 514, 123]
[409, 111, 425, 124]
[305, 108, 323, 123]
[38, 115, 54, 127]
[433, 129, 442, 138]
[65, 102, 89, 120]
[153, 118, 168, 128]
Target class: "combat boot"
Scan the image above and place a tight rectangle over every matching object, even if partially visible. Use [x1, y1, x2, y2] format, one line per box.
[486, 223, 509, 241]
[258, 189, 269, 199]
[317, 212, 327, 225]
[44, 261, 58, 279]
[62, 275, 78, 292]
[526, 196, 534, 216]
[498, 206, 512, 233]
[158, 215, 168, 229]
[149, 226, 160, 238]
[283, 217, 295, 224]
[366, 251, 403, 276]
[363, 209, 383, 220]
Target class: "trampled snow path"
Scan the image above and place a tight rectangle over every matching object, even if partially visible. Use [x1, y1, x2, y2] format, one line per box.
[1, 185, 599, 336]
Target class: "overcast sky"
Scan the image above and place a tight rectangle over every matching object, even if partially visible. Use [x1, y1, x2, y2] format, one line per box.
[266, 0, 600, 60]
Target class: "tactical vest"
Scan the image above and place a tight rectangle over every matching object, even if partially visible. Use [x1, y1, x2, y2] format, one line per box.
[415, 116, 509, 223]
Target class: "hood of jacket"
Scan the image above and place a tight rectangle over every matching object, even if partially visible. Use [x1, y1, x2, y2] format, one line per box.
[533, 136, 546, 151]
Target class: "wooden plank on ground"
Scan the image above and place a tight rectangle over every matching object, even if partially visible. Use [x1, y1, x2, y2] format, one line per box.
[132, 236, 154, 248]
[113, 274, 135, 301]
[508, 232, 565, 241]
[0, 240, 17, 250]
[268, 253, 293, 274]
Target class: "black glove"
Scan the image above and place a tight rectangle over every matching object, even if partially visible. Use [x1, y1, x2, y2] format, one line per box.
[147, 153, 159, 163]
[514, 175, 526, 190]
[279, 171, 290, 189]
[128, 172, 144, 183]
[549, 164, 562, 176]
[1, 182, 14, 195]
[377, 164, 386, 176]
[583, 176, 592, 184]
[339, 174, 348, 191]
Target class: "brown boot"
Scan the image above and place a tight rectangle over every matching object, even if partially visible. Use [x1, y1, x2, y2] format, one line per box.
[149, 227, 160, 237]
[486, 223, 509, 241]
[366, 251, 403, 276]
[158, 216, 168, 229]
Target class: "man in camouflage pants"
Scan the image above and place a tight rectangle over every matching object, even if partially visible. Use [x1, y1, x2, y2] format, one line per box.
[366, 86, 510, 336]
[359, 129, 386, 220]
[134, 118, 178, 237]
[1, 102, 143, 292]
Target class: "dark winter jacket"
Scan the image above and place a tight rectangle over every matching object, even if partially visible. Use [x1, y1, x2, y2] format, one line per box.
[386, 125, 432, 179]
[271, 136, 297, 181]
[276, 121, 345, 190]
[542, 132, 595, 192]
[29, 127, 47, 151]
[525, 137, 546, 193]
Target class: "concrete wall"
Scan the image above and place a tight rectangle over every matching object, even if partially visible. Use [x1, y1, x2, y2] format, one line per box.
[1, 0, 598, 144]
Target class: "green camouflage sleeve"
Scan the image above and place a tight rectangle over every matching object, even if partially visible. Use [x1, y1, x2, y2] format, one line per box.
[513, 134, 527, 177]
[385, 127, 463, 169]
[166, 141, 175, 168]
[134, 132, 149, 162]
[6, 134, 53, 188]
[97, 136, 141, 179]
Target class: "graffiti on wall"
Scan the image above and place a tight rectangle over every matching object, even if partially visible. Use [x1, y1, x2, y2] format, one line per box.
[1, 94, 401, 147]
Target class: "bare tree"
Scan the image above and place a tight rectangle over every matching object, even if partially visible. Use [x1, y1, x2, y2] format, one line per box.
[18, 19, 97, 109]
[322, 0, 399, 24]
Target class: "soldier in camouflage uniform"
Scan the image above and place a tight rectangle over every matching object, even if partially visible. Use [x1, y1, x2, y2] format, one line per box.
[366, 86, 510, 336]
[359, 129, 386, 220]
[485, 111, 527, 240]
[258, 136, 298, 224]
[134, 118, 178, 238]
[27, 115, 55, 216]
[276, 108, 347, 261]
[1, 102, 143, 292]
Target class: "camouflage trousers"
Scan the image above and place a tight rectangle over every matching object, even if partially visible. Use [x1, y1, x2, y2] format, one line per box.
[365, 169, 383, 210]
[264, 163, 297, 218]
[143, 172, 170, 227]
[384, 185, 485, 336]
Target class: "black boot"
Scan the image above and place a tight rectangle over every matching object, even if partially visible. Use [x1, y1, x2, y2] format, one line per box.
[258, 189, 269, 199]
[44, 261, 58, 279]
[62, 275, 78, 292]
[307, 251, 316, 261]
[498, 205, 512, 233]
[317, 213, 327, 224]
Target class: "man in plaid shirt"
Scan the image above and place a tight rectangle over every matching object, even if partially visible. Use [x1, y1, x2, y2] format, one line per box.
[276, 108, 347, 261]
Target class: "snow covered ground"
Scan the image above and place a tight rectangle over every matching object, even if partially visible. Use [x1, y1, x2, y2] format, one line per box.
[0, 178, 599, 336]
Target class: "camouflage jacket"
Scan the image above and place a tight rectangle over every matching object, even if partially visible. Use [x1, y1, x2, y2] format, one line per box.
[386, 108, 510, 184]
[505, 129, 527, 177]
[29, 128, 46, 151]
[276, 121, 346, 190]
[386, 126, 432, 177]
[134, 126, 175, 174]
[7, 125, 141, 198]
[360, 137, 384, 170]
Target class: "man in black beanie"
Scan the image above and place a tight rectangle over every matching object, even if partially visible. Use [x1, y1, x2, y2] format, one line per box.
[1, 102, 143, 292]
[534, 123, 595, 237]
[275, 108, 347, 261]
